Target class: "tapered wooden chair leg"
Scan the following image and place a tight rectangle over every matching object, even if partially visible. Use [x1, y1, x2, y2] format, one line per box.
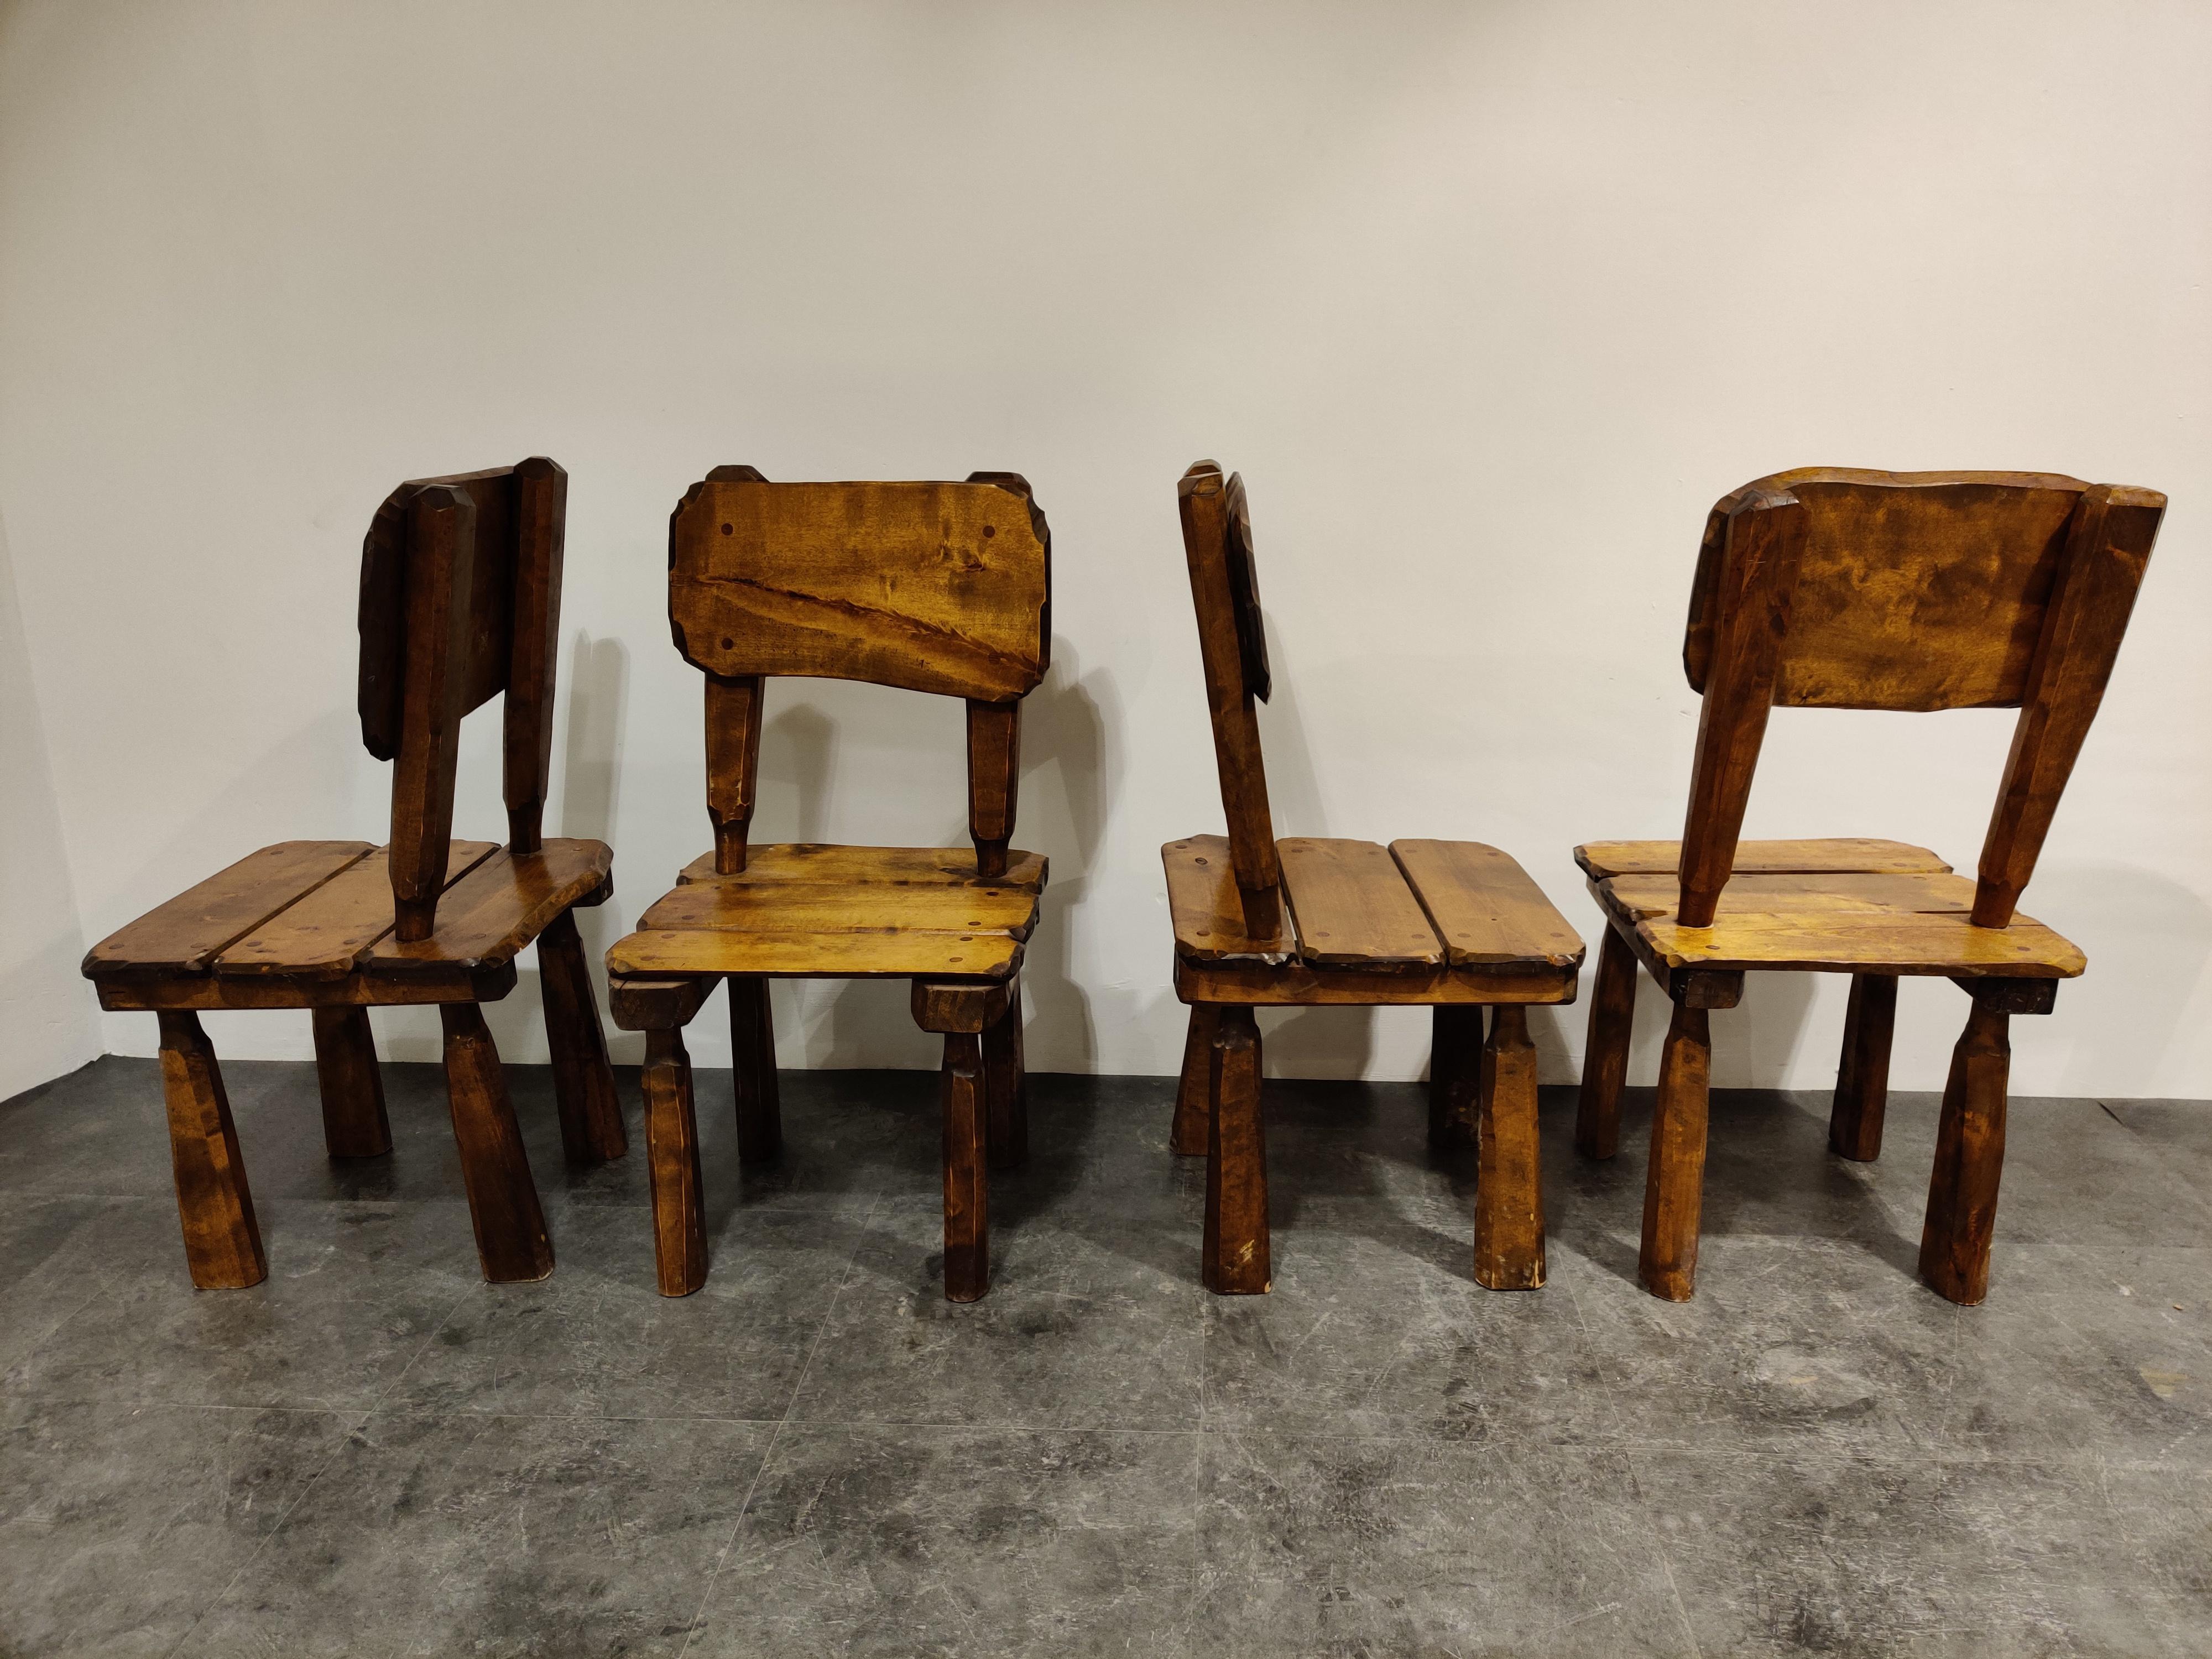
[1576, 925, 1637, 1160]
[439, 1003, 554, 1284]
[311, 1005, 392, 1159]
[1203, 1006, 1270, 1294]
[536, 909, 627, 1164]
[1639, 999, 1713, 1301]
[1430, 1004, 1484, 1150]
[1830, 972, 1898, 1162]
[1171, 1004, 1220, 1156]
[984, 978, 1027, 1171]
[941, 1031, 990, 1302]
[728, 974, 782, 1164]
[156, 1011, 266, 1289]
[1473, 1005, 1546, 1290]
[1919, 995, 2012, 1305]
[643, 1026, 708, 1296]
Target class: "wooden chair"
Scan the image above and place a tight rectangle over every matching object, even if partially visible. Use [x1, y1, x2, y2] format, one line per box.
[1164, 461, 1586, 1294]
[80, 459, 625, 1290]
[1573, 469, 2166, 1305]
[603, 467, 1050, 1303]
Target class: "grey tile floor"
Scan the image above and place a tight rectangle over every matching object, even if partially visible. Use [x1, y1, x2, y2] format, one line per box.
[1, 1053, 2208, 1657]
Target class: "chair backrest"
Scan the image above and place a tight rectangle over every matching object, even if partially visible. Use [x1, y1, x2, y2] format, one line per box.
[357, 457, 567, 941]
[1675, 467, 2165, 928]
[666, 467, 1051, 878]
[1177, 461, 1284, 928]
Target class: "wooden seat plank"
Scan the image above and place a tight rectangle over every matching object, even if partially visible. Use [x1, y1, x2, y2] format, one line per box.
[84, 842, 377, 977]
[677, 844, 1047, 890]
[215, 842, 499, 979]
[1601, 894, 2083, 978]
[1601, 871, 1977, 920]
[1574, 837, 1952, 881]
[366, 840, 614, 974]
[1162, 836, 1295, 965]
[607, 928, 1021, 980]
[638, 877, 1037, 941]
[1277, 838, 1443, 969]
[1390, 840, 1585, 972]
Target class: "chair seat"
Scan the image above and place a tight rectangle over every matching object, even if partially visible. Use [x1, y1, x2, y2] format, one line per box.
[1163, 834, 1584, 1006]
[1574, 837, 2084, 978]
[604, 844, 1047, 981]
[82, 838, 613, 1008]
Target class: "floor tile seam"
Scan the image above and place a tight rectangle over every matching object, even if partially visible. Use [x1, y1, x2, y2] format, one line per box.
[356, 1277, 484, 1417]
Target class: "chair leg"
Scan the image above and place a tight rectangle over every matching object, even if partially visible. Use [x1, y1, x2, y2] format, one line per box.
[1171, 1004, 1219, 1156]
[1576, 924, 1637, 1160]
[439, 1003, 554, 1284]
[156, 1011, 266, 1290]
[643, 1026, 709, 1297]
[941, 1031, 990, 1302]
[1473, 1005, 1546, 1290]
[1638, 998, 1712, 1301]
[1919, 995, 2012, 1306]
[311, 1005, 391, 1159]
[536, 909, 627, 1164]
[728, 974, 782, 1163]
[1203, 1006, 1270, 1294]
[1830, 972, 1898, 1162]
[984, 978, 1027, 1171]
[1429, 1004, 1484, 1150]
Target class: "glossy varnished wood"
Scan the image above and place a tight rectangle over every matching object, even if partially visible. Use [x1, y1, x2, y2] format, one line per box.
[1639, 1000, 1712, 1302]
[1277, 838, 1445, 969]
[439, 1002, 553, 1283]
[642, 1026, 708, 1296]
[156, 1011, 265, 1289]
[1919, 992, 2013, 1304]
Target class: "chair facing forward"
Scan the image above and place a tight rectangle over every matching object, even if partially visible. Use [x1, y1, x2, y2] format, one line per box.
[1164, 461, 1587, 1295]
[604, 468, 1051, 1303]
[82, 459, 625, 1288]
[1574, 468, 2165, 1304]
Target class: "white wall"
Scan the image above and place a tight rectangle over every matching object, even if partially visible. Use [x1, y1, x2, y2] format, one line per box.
[2, 0, 2206, 1097]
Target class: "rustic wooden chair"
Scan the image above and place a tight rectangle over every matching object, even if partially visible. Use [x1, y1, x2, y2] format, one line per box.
[1164, 461, 1587, 1293]
[81, 459, 625, 1290]
[603, 467, 1050, 1303]
[1573, 469, 2165, 1305]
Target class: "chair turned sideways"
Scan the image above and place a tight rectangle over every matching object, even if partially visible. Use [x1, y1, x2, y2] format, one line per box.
[81, 458, 626, 1289]
[1165, 462, 1586, 1295]
[604, 468, 1050, 1303]
[1575, 469, 2165, 1305]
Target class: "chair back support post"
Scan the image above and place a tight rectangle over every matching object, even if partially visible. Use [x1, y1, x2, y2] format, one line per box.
[1675, 489, 1807, 928]
[502, 457, 567, 854]
[1971, 484, 2163, 925]
[706, 671, 765, 875]
[388, 483, 478, 942]
[1177, 463, 1282, 922]
[966, 700, 1021, 878]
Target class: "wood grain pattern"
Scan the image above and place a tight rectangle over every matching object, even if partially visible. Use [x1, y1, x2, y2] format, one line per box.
[536, 908, 627, 1165]
[639, 872, 1039, 940]
[1202, 1006, 1269, 1295]
[705, 672, 765, 875]
[984, 979, 1026, 1171]
[1574, 925, 1637, 1160]
[1919, 993, 2012, 1305]
[1171, 1004, 1219, 1157]
[607, 973, 719, 1032]
[678, 843, 1048, 890]
[1391, 839, 1586, 971]
[215, 843, 499, 978]
[1162, 836, 1295, 965]
[389, 485, 479, 942]
[728, 975, 782, 1164]
[365, 841, 614, 974]
[503, 457, 566, 852]
[1574, 838, 1951, 880]
[609, 928, 1022, 980]
[1173, 957, 1577, 1008]
[1608, 902, 2083, 978]
[1428, 1004, 1483, 1150]
[83, 842, 375, 977]
[310, 1006, 392, 1159]
[1639, 1000, 1712, 1302]
[1473, 1005, 1545, 1290]
[157, 1011, 265, 1288]
[966, 700, 1020, 878]
[1277, 838, 1444, 969]
[1829, 972, 1897, 1162]
[1178, 462, 1279, 894]
[94, 963, 517, 1013]
[1601, 871, 1978, 920]
[439, 1002, 553, 1284]
[643, 1026, 708, 1297]
[669, 476, 1050, 701]
[910, 979, 1012, 1034]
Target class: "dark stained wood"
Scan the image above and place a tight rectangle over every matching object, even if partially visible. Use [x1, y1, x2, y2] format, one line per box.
[310, 1006, 391, 1159]
[1639, 999, 1712, 1301]
[728, 975, 781, 1163]
[365, 841, 613, 974]
[1177, 462, 1279, 895]
[389, 485, 479, 943]
[984, 979, 1027, 1171]
[1392, 840, 1586, 972]
[705, 672, 764, 876]
[910, 978, 1012, 1034]
[535, 908, 627, 1165]
[157, 1010, 265, 1288]
[216, 842, 499, 978]
[668, 476, 1050, 701]
[1202, 1006, 1269, 1295]
[1172, 1004, 1219, 1157]
[966, 700, 1020, 879]
[642, 1025, 708, 1297]
[1473, 1004, 1545, 1290]
[1919, 993, 2013, 1305]
[1676, 489, 1808, 927]
[940, 1031, 990, 1302]
[504, 457, 566, 852]
[1428, 1004, 1483, 1150]
[1953, 975, 2057, 1016]
[1279, 838, 1446, 969]
[96, 962, 517, 1013]
[1574, 924, 1637, 1160]
[1829, 972, 1898, 1162]
[83, 842, 374, 977]
[1162, 837, 1295, 965]
[679, 843, 1048, 890]
[439, 1002, 554, 1283]
[1173, 956, 1576, 1008]
[1974, 485, 2164, 925]
[1575, 838, 1951, 881]
[608, 973, 718, 1032]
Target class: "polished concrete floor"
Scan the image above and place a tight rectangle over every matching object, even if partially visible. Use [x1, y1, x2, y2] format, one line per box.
[1, 1052, 2206, 1657]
